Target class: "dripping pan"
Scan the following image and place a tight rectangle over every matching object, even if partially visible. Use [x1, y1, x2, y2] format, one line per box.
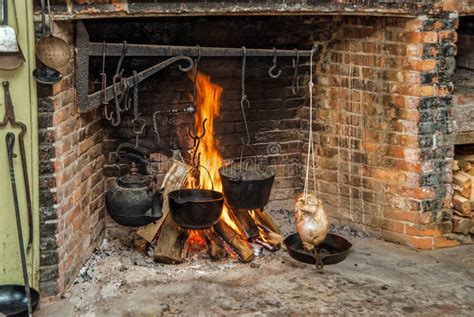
[284, 233, 352, 266]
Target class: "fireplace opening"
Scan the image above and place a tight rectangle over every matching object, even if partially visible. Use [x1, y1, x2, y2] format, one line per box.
[81, 17, 322, 263]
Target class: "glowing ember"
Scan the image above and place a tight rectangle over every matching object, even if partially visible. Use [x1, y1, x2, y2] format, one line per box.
[189, 71, 243, 235]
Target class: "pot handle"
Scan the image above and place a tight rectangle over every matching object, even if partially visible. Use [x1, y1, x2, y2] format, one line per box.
[183, 164, 214, 190]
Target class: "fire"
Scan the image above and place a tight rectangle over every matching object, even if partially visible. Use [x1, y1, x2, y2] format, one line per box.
[189, 71, 242, 235]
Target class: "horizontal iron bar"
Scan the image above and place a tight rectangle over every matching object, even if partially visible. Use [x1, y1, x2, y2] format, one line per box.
[88, 42, 318, 57]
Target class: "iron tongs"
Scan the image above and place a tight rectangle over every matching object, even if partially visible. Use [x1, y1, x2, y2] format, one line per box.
[0, 81, 33, 252]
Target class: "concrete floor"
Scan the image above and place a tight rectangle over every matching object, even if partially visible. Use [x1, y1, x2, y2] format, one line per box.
[36, 235, 474, 316]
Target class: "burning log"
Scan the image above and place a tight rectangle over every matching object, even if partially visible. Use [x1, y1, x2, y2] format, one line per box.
[204, 229, 228, 261]
[214, 220, 254, 263]
[253, 224, 283, 252]
[154, 214, 188, 264]
[232, 209, 260, 239]
[254, 209, 281, 234]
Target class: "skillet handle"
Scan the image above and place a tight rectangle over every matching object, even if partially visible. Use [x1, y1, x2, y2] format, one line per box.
[312, 249, 324, 272]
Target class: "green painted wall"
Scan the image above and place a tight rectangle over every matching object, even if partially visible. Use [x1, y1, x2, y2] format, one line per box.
[0, 0, 39, 288]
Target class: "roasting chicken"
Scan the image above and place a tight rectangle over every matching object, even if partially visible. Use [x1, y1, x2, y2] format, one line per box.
[295, 193, 330, 250]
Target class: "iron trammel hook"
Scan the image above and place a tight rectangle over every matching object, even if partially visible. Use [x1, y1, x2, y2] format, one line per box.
[268, 47, 282, 79]
[188, 118, 208, 169]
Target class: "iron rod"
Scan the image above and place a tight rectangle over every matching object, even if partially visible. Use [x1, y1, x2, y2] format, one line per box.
[88, 42, 317, 57]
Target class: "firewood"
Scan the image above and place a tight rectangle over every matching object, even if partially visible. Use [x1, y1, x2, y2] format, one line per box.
[453, 194, 471, 217]
[452, 160, 460, 171]
[452, 215, 474, 235]
[232, 209, 260, 239]
[253, 224, 283, 251]
[456, 155, 474, 163]
[458, 160, 472, 172]
[204, 230, 228, 261]
[454, 184, 471, 199]
[453, 171, 472, 199]
[154, 214, 188, 264]
[214, 220, 254, 263]
[133, 237, 149, 253]
[137, 161, 191, 242]
[254, 209, 281, 234]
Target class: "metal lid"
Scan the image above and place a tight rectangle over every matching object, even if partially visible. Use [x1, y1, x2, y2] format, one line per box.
[117, 162, 149, 188]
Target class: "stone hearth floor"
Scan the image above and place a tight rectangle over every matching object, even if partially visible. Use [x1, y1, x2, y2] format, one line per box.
[37, 232, 474, 316]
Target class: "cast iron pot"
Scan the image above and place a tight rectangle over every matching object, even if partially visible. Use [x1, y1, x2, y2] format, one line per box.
[0, 285, 40, 317]
[168, 189, 224, 229]
[219, 164, 275, 209]
[106, 164, 163, 227]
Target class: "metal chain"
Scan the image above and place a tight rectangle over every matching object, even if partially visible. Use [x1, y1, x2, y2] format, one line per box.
[153, 111, 160, 146]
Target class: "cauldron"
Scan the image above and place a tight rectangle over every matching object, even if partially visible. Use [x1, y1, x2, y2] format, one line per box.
[168, 189, 224, 229]
[219, 163, 275, 209]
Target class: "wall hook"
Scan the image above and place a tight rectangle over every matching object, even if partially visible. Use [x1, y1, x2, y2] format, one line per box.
[268, 47, 282, 79]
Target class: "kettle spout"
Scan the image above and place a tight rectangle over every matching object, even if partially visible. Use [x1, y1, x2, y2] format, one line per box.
[150, 188, 164, 220]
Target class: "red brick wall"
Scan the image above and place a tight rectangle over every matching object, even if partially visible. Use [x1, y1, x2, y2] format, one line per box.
[306, 14, 459, 249]
[38, 22, 106, 296]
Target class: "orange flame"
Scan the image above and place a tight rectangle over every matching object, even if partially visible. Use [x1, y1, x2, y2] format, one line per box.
[249, 210, 269, 243]
[189, 71, 242, 235]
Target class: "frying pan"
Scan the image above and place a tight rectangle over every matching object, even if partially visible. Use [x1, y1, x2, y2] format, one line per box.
[0, 285, 39, 317]
[284, 233, 352, 268]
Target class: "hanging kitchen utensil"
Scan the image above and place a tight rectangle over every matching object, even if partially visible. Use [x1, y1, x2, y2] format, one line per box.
[110, 41, 128, 127]
[0, 81, 34, 252]
[294, 48, 330, 270]
[32, 61, 63, 85]
[219, 46, 275, 210]
[0, 0, 25, 70]
[131, 70, 146, 148]
[2, 133, 39, 317]
[169, 166, 223, 230]
[35, 0, 70, 69]
[33, 0, 62, 84]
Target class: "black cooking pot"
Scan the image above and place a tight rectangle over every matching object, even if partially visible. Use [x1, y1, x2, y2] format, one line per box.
[219, 164, 275, 209]
[168, 189, 224, 229]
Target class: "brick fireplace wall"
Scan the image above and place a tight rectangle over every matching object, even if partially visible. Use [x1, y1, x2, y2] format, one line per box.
[38, 22, 106, 295]
[37, 9, 465, 296]
[308, 14, 459, 249]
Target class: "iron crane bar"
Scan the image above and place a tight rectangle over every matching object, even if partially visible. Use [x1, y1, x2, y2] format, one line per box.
[87, 42, 318, 58]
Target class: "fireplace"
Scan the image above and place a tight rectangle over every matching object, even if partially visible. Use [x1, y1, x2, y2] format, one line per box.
[35, 0, 472, 296]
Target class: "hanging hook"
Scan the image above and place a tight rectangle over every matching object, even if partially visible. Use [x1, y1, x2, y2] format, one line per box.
[101, 41, 113, 121]
[240, 47, 251, 147]
[268, 47, 282, 79]
[191, 45, 201, 112]
[292, 48, 300, 95]
[115, 41, 127, 76]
